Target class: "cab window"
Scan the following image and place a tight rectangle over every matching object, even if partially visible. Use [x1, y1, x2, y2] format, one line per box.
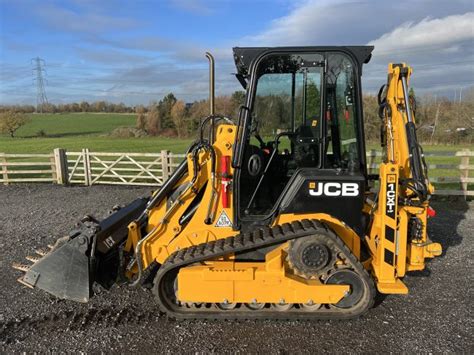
[325, 53, 360, 171]
[240, 53, 324, 216]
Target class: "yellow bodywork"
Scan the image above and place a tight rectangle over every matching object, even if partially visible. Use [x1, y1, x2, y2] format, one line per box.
[178, 245, 348, 305]
[124, 124, 239, 272]
[122, 64, 441, 304]
[365, 64, 441, 294]
[123, 124, 359, 304]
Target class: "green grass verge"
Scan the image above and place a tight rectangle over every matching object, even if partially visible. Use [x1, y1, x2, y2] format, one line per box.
[0, 136, 194, 154]
[11, 112, 136, 138]
[0, 112, 194, 154]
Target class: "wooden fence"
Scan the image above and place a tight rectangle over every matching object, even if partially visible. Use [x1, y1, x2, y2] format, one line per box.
[65, 149, 185, 186]
[0, 152, 57, 184]
[0, 148, 472, 197]
[365, 149, 474, 197]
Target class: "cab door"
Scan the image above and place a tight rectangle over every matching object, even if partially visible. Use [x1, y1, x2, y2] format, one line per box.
[234, 51, 366, 235]
[235, 52, 324, 221]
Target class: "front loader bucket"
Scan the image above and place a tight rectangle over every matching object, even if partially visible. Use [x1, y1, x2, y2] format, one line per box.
[20, 241, 91, 302]
[14, 197, 148, 302]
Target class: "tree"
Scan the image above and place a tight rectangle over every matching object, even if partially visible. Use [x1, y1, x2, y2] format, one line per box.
[80, 101, 90, 112]
[306, 81, 321, 118]
[159, 93, 177, 129]
[71, 102, 80, 112]
[114, 103, 126, 113]
[135, 104, 147, 131]
[231, 90, 246, 116]
[94, 101, 106, 112]
[362, 95, 380, 142]
[136, 113, 146, 131]
[0, 111, 30, 137]
[170, 100, 187, 138]
[145, 105, 162, 135]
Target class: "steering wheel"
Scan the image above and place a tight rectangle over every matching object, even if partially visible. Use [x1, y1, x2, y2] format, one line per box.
[248, 153, 263, 177]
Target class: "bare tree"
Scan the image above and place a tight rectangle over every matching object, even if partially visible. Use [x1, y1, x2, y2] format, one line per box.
[146, 107, 162, 135]
[135, 105, 147, 130]
[429, 103, 441, 144]
[171, 100, 187, 138]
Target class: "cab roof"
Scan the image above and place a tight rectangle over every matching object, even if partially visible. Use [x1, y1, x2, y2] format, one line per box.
[232, 46, 374, 78]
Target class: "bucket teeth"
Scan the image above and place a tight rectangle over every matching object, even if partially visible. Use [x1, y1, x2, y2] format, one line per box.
[26, 255, 41, 263]
[17, 277, 34, 289]
[12, 262, 30, 272]
[35, 248, 49, 256]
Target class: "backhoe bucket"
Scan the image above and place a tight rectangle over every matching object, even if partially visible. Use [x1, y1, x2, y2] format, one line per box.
[20, 241, 91, 302]
[14, 197, 148, 302]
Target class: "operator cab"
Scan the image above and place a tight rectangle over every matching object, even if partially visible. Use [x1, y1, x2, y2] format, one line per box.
[232, 47, 373, 235]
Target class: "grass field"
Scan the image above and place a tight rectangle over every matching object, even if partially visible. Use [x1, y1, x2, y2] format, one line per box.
[0, 112, 470, 156]
[14, 113, 136, 138]
[0, 113, 472, 188]
[0, 136, 194, 154]
[0, 113, 193, 153]
[0, 113, 471, 154]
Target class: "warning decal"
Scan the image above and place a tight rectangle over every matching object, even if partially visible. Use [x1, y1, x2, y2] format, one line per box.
[215, 210, 233, 228]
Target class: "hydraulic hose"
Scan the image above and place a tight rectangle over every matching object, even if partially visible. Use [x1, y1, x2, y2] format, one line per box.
[400, 71, 428, 201]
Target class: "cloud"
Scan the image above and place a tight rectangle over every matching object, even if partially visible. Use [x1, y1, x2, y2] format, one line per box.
[365, 13, 474, 95]
[239, 0, 402, 46]
[3, 0, 473, 104]
[240, 0, 474, 47]
[369, 13, 474, 55]
[28, 59, 239, 106]
[170, 0, 214, 15]
[94, 34, 233, 64]
[35, 2, 139, 35]
[76, 48, 151, 65]
[236, 0, 474, 96]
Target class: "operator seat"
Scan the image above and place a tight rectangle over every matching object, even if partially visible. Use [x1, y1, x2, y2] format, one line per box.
[292, 124, 320, 168]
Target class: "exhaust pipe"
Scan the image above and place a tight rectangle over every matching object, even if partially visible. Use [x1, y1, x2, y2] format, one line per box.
[205, 52, 216, 143]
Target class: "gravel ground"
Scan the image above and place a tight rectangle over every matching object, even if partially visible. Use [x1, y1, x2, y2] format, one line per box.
[0, 184, 472, 353]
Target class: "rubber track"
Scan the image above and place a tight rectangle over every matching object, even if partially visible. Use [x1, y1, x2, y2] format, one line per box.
[153, 219, 375, 320]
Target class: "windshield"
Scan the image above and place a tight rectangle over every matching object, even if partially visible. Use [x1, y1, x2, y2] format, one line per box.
[252, 53, 324, 140]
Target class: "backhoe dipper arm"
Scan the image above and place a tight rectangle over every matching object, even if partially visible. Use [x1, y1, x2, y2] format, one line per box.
[366, 63, 441, 295]
[381, 64, 430, 200]
[399, 66, 428, 200]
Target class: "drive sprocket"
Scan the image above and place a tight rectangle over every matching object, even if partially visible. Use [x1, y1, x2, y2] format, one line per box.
[287, 233, 337, 280]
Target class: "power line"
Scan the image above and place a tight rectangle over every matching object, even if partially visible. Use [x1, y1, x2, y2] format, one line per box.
[31, 57, 49, 113]
[1, 54, 469, 103]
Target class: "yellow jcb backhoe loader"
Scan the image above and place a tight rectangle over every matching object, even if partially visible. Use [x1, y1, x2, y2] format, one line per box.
[14, 46, 441, 320]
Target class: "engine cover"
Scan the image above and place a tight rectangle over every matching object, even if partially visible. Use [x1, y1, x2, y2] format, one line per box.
[279, 169, 366, 236]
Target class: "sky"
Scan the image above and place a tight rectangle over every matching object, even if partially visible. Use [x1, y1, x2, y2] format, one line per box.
[0, 0, 473, 105]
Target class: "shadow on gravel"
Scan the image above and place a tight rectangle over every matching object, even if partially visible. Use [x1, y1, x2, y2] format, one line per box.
[373, 293, 387, 308]
[405, 269, 431, 277]
[429, 196, 470, 257]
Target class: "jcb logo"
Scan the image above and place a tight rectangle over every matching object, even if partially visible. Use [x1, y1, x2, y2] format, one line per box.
[309, 182, 359, 197]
